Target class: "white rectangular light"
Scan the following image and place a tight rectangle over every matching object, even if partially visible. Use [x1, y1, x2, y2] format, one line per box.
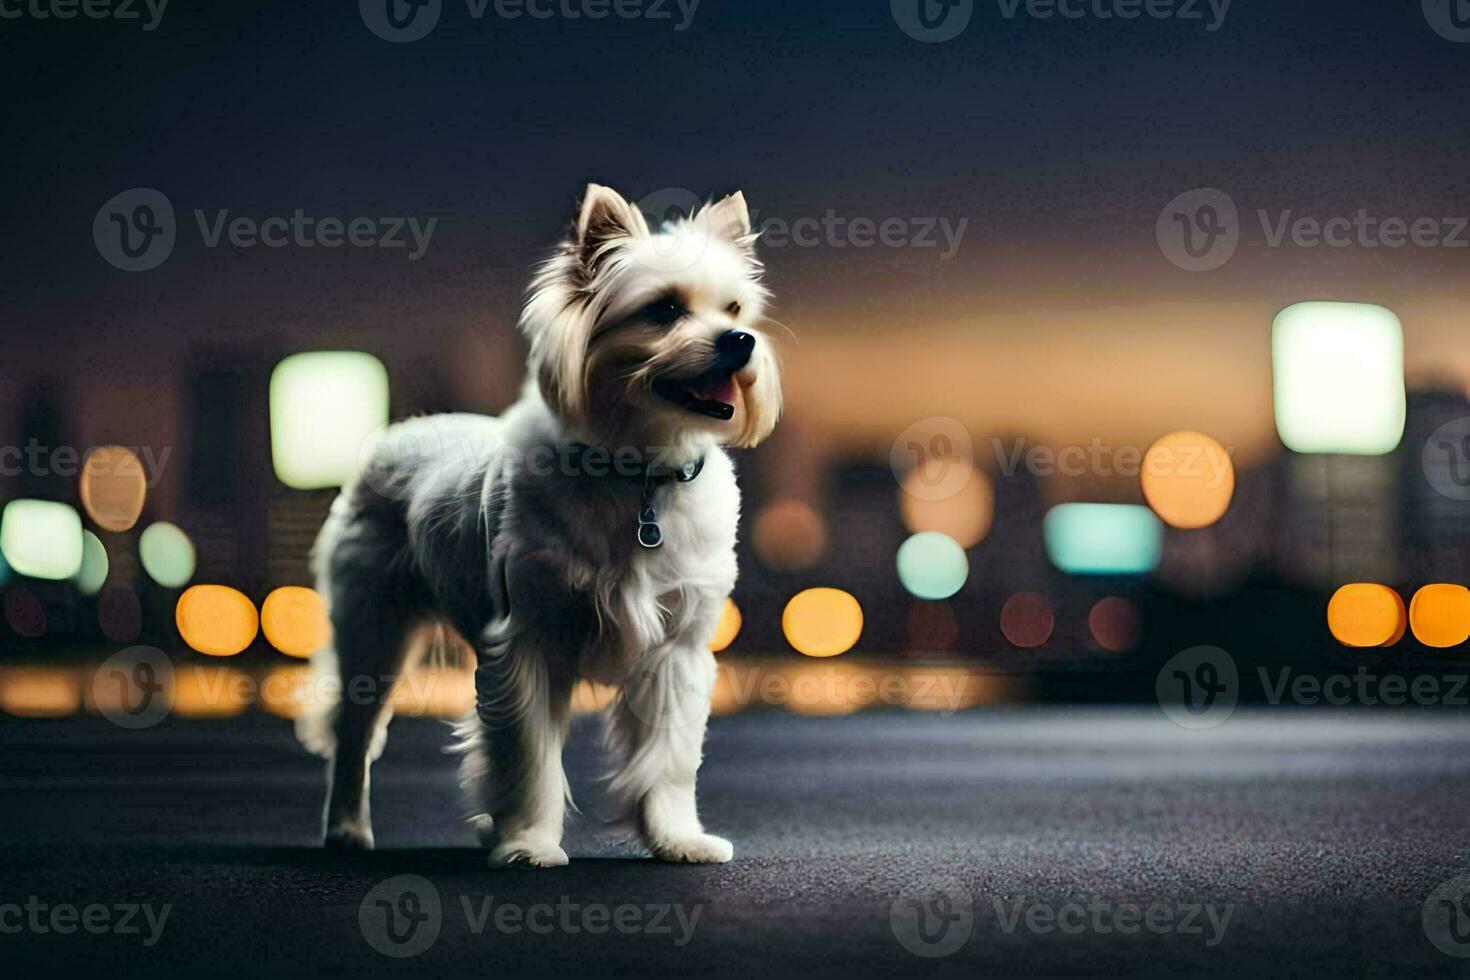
[270, 351, 390, 490]
[0, 500, 84, 580]
[1272, 302, 1405, 455]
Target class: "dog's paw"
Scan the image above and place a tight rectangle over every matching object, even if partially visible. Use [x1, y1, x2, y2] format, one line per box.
[324, 823, 375, 851]
[470, 813, 496, 849]
[488, 837, 569, 869]
[650, 833, 733, 864]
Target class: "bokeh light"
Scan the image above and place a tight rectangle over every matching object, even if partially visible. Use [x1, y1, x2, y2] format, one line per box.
[79, 445, 148, 531]
[899, 457, 993, 547]
[172, 666, 251, 718]
[4, 587, 46, 638]
[257, 665, 316, 719]
[1327, 584, 1407, 648]
[1408, 584, 1470, 649]
[260, 586, 331, 659]
[1043, 503, 1163, 575]
[390, 668, 477, 717]
[0, 499, 84, 580]
[1000, 592, 1054, 648]
[752, 499, 828, 571]
[1088, 596, 1142, 652]
[270, 350, 390, 490]
[782, 587, 863, 658]
[1272, 302, 1405, 455]
[73, 530, 109, 596]
[773, 660, 865, 716]
[708, 664, 749, 717]
[572, 680, 619, 714]
[896, 531, 969, 599]
[139, 521, 196, 588]
[175, 585, 259, 656]
[0, 667, 81, 717]
[1141, 431, 1235, 529]
[708, 597, 742, 652]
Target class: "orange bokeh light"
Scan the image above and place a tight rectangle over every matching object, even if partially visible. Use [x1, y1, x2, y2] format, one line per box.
[172, 665, 252, 718]
[752, 499, 828, 571]
[709, 597, 742, 652]
[0, 667, 81, 717]
[1408, 584, 1470, 649]
[261, 586, 331, 659]
[782, 588, 863, 658]
[175, 585, 259, 657]
[79, 445, 148, 532]
[1327, 584, 1407, 648]
[1140, 430, 1235, 530]
[899, 458, 993, 547]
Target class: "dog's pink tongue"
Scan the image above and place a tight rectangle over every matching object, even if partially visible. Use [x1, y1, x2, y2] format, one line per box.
[691, 375, 736, 405]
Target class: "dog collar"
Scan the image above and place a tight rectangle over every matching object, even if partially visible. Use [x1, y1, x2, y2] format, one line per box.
[637, 455, 704, 549]
[562, 443, 704, 549]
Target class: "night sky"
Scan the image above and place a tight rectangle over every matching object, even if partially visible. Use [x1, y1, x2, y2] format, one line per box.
[3, 0, 1468, 474]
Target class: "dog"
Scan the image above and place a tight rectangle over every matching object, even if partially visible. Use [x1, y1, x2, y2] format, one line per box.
[297, 184, 782, 867]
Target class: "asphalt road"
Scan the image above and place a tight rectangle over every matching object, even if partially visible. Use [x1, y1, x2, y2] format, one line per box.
[2, 707, 1469, 977]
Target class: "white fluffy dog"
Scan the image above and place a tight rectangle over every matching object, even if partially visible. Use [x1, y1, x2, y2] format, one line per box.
[298, 184, 782, 867]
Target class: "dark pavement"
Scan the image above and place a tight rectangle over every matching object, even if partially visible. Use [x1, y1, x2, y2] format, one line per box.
[2, 707, 1469, 977]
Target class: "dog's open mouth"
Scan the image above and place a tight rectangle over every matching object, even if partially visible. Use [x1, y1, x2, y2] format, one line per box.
[654, 372, 738, 421]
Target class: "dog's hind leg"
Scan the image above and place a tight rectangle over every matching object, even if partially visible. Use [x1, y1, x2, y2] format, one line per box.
[319, 583, 418, 851]
[306, 498, 425, 851]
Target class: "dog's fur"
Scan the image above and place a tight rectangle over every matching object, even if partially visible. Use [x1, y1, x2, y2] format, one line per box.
[296, 184, 781, 867]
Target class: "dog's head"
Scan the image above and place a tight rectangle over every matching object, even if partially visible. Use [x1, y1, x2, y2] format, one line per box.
[521, 184, 782, 455]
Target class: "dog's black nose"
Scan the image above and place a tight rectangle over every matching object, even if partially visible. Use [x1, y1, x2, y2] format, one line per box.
[716, 331, 755, 371]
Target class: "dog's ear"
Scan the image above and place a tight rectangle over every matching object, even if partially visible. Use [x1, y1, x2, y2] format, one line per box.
[575, 184, 647, 270]
[701, 191, 752, 243]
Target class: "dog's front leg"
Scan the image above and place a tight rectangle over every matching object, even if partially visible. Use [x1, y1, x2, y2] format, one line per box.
[468, 644, 575, 869]
[607, 643, 732, 863]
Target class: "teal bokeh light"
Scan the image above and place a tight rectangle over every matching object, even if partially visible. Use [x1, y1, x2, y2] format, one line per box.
[1043, 503, 1163, 576]
[896, 531, 969, 600]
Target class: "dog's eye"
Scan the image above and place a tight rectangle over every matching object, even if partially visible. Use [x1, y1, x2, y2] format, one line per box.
[641, 295, 686, 327]
[726, 301, 742, 318]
